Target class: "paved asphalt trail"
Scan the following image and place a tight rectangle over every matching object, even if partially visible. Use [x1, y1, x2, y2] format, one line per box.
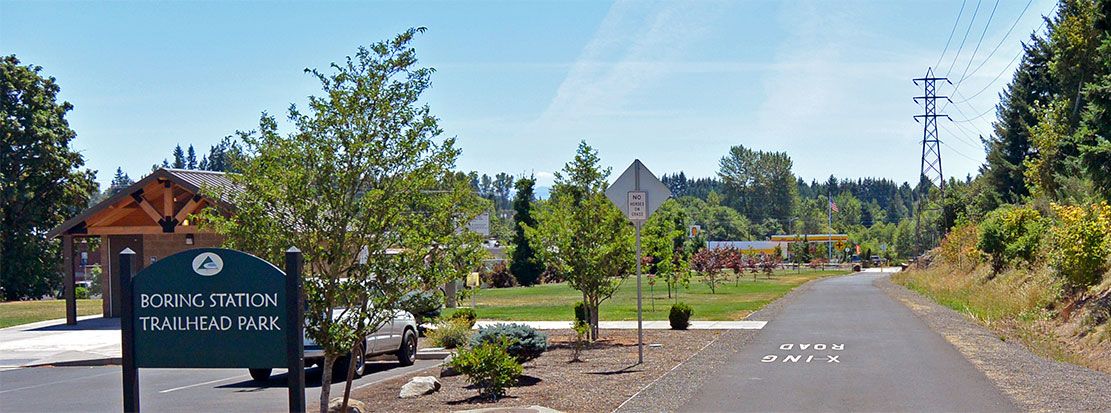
[679, 272, 1017, 412]
[0, 359, 439, 412]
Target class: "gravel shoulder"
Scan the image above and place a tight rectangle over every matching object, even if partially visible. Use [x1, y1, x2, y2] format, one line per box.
[875, 275, 1111, 412]
[614, 273, 834, 413]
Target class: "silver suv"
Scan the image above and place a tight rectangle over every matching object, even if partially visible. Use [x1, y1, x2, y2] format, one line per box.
[248, 309, 419, 381]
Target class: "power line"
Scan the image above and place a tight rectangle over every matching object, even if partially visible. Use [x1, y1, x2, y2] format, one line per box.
[954, 0, 1033, 90]
[945, 0, 983, 78]
[935, 0, 969, 70]
[951, 0, 1001, 94]
[950, 47, 1024, 104]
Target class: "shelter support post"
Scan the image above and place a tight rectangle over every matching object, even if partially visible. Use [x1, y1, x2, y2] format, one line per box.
[63, 235, 76, 325]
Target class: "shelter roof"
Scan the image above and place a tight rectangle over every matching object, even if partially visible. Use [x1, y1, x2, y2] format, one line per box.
[47, 168, 238, 238]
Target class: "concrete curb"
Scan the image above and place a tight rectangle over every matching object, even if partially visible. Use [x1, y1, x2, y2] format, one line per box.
[26, 357, 121, 368]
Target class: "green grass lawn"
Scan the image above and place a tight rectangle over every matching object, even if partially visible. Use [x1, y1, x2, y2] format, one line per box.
[0, 299, 103, 329]
[445, 269, 848, 321]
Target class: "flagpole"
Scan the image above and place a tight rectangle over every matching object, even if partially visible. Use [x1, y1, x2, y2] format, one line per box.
[828, 192, 833, 267]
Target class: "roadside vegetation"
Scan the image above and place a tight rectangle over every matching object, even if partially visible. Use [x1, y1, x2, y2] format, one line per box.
[894, 0, 1111, 374]
[894, 202, 1111, 372]
[0, 299, 102, 329]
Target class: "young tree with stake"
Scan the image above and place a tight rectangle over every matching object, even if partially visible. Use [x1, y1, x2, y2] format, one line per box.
[524, 142, 634, 340]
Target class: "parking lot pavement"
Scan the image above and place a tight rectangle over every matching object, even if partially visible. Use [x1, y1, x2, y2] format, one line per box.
[0, 315, 120, 368]
[0, 359, 441, 412]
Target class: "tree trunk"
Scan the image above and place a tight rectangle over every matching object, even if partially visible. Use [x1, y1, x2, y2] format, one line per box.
[589, 301, 600, 340]
[341, 347, 357, 413]
[320, 355, 335, 413]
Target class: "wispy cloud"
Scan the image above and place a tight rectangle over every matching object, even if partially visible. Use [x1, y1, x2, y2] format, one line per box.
[531, 0, 725, 126]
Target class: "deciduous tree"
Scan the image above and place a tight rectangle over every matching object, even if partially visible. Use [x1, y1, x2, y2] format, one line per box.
[198, 29, 482, 412]
[0, 55, 98, 301]
[524, 141, 633, 340]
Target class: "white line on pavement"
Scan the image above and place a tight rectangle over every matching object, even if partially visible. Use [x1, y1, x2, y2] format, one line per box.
[159, 374, 249, 393]
[0, 370, 119, 395]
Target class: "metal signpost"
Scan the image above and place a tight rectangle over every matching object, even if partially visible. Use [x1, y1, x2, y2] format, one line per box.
[605, 160, 671, 364]
[119, 247, 305, 413]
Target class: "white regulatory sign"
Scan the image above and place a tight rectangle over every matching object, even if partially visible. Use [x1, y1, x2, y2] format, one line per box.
[628, 191, 647, 221]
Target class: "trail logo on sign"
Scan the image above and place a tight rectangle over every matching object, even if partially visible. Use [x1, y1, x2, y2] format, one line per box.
[191, 252, 224, 276]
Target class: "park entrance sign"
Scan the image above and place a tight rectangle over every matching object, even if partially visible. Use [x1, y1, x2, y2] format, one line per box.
[132, 248, 286, 367]
[120, 247, 305, 412]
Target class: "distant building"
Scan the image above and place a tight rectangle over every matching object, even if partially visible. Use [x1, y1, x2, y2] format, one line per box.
[707, 241, 788, 257]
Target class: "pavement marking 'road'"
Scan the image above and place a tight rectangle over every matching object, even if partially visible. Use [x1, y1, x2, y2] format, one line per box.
[159, 374, 248, 393]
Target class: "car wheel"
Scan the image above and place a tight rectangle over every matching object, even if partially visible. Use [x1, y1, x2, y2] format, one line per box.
[248, 368, 272, 382]
[333, 342, 365, 380]
[396, 329, 417, 366]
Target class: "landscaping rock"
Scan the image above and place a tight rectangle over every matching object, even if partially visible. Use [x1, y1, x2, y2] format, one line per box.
[326, 397, 368, 413]
[440, 364, 460, 377]
[399, 376, 441, 398]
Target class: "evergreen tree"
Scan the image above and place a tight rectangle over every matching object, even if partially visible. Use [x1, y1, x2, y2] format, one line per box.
[110, 167, 133, 193]
[510, 177, 542, 286]
[172, 144, 185, 168]
[186, 144, 197, 169]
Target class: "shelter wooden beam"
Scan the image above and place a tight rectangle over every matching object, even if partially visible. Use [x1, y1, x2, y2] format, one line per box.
[174, 195, 203, 223]
[132, 192, 164, 224]
[88, 199, 137, 227]
[163, 181, 173, 222]
[87, 225, 200, 236]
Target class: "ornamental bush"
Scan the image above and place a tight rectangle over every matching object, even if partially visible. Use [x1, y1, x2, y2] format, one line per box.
[1048, 202, 1111, 287]
[470, 323, 548, 363]
[670, 302, 693, 330]
[398, 290, 443, 326]
[978, 205, 1043, 272]
[449, 307, 477, 328]
[428, 318, 472, 349]
[448, 337, 522, 399]
[75, 286, 89, 299]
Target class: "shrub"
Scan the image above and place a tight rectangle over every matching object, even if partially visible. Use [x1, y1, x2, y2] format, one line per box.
[75, 286, 89, 299]
[978, 205, 1043, 272]
[448, 337, 522, 399]
[670, 302, 693, 330]
[428, 318, 472, 349]
[1048, 202, 1111, 287]
[398, 290, 443, 326]
[470, 323, 548, 363]
[484, 262, 517, 288]
[570, 319, 590, 362]
[449, 308, 477, 328]
[573, 301, 587, 324]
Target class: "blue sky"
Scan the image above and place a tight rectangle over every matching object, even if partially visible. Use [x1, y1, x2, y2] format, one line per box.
[1, 0, 1056, 189]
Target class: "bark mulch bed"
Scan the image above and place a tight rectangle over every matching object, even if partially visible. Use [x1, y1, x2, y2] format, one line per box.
[352, 329, 722, 412]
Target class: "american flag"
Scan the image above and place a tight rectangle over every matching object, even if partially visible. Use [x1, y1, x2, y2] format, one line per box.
[830, 198, 839, 213]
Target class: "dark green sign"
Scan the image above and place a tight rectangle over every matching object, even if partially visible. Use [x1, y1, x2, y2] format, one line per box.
[131, 248, 287, 368]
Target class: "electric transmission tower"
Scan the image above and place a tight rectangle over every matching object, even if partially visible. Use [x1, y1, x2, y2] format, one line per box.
[912, 67, 950, 256]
